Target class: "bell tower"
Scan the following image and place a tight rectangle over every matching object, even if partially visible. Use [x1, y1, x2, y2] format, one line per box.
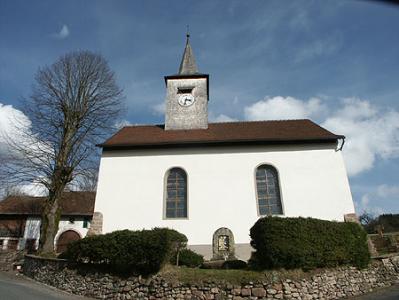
[164, 33, 209, 130]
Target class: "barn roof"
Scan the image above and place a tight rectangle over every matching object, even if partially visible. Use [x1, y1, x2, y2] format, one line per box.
[0, 191, 95, 216]
[99, 119, 343, 150]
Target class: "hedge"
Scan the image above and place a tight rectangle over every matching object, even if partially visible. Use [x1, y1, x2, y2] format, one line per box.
[249, 217, 370, 270]
[172, 249, 204, 267]
[61, 228, 187, 275]
[222, 260, 248, 270]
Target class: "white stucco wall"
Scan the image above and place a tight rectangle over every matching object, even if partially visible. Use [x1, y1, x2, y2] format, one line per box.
[95, 143, 355, 246]
[54, 218, 90, 243]
[15, 216, 90, 250]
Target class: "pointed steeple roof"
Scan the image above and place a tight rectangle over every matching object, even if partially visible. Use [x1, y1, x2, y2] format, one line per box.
[178, 32, 199, 75]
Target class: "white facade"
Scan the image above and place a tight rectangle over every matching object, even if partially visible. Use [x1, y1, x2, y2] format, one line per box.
[95, 143, 355, 251]
[54, 218, 91, 243]
[12, 216, 90, 251]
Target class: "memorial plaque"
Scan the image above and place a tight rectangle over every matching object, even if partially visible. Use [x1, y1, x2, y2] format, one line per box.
[218, 235, 229, 251]
[212, 227, 236, 260]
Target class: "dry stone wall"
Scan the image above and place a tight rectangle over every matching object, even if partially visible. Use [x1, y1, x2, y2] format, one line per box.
[23, 255, 399, 300]
[0, 250, 23, 271]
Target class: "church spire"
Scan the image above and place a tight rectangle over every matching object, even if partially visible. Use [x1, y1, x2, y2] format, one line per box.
[178, 29, 199, 75]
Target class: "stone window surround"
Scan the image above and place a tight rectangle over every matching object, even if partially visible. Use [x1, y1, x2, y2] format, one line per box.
[163, 166, 189, 220]
[254, 163, 285, 217]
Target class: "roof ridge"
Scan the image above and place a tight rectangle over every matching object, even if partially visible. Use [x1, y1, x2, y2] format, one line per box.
[121, 124, 165, 128]
[208, 119, 312, 125]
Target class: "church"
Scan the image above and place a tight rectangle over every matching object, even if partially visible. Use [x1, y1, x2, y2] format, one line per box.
[94, 34, 355, 260]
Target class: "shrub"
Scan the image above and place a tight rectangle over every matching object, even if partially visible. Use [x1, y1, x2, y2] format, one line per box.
[152, 227, 188, 261]
[61, 228, 187, 275]
[249, 217, 370, 270]
[361, 213, 399, 234]
[172, 249, 204, 267]
[222, 260, 247, 270]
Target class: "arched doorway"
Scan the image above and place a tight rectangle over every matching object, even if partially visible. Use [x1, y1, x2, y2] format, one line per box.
[56, 230, 81, 253]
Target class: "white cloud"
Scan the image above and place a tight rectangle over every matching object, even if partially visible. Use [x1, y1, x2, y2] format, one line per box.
[355, 194, 384, 216]
[0, 103, 32, 156]
[244, 96, 325, 121]
[0, 102, 54, 197]
[242, 96, 399, 177]
[19, 182, 48, 197]
[212, 114, 237, 123]
[322, 98, 399, 176]
[52, 24, 70, 39]
[114, 119, 132, 129]
[377, 184, 399, 198]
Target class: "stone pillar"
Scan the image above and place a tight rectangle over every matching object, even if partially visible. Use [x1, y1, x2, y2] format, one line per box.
[344, 213, 378, 257]
[87, 212, 103, 236]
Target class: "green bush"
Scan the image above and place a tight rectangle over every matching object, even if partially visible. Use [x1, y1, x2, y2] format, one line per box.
[249, 217, 370, 270]
[61, 228, 187, 275]
[222, 260, 247, 270]
[361, 213, 399, 234]
[172, 249, 204, 267]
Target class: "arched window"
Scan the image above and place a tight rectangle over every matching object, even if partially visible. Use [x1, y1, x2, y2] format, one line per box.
[165, 168, 187, 218]
[255, 165, 283, 216]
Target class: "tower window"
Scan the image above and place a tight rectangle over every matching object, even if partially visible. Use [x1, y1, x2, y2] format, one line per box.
[177, 87, 193, 94]
[255, 165, 283, 216]
[165, 167, 188, 218]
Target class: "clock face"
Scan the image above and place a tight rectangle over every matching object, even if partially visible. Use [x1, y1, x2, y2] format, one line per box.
[178, 94, 195, 107]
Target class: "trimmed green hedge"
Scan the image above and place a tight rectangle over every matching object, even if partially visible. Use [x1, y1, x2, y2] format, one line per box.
[173, 249, 204, 268]
[249, 217, 370, 270]
[61, 228, 187, 275]
[222, 260, 248, 270]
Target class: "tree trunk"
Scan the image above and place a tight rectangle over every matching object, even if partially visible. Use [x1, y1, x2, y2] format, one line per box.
[39, 188, 64, 254]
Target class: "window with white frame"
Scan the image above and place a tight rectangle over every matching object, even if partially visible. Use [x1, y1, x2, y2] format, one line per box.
[165, 168, 187, 218]
[255, 165, 283, 216]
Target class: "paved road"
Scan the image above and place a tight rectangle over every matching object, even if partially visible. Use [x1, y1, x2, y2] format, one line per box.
[351, 285, 399, 300]
[0, 271, 91, 300]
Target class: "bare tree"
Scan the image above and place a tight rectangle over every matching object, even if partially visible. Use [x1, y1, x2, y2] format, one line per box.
[69, 168, 99, 192]
[0, 51, 123, 254]
[2, 184, 28, 198]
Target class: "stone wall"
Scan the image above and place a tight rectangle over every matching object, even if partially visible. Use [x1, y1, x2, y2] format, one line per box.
[23, 255, 399, 300]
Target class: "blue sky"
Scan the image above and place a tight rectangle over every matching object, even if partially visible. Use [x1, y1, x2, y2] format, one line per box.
[0, 0, 398, 215]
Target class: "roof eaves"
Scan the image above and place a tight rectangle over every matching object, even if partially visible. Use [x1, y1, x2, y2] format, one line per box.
[101, 137, 340, 150]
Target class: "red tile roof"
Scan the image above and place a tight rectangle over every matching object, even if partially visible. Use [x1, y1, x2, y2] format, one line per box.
[99, 119, 343, 149]
[0, 192, 95, 216]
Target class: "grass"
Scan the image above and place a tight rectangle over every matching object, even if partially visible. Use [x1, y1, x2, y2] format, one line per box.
[159, 264, 315, 285]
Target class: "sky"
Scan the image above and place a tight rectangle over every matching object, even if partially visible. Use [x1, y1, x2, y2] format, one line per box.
[0, 0, 398, 215]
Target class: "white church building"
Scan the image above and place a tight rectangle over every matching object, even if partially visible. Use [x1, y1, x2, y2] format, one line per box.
[94, 35, 355, 260]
